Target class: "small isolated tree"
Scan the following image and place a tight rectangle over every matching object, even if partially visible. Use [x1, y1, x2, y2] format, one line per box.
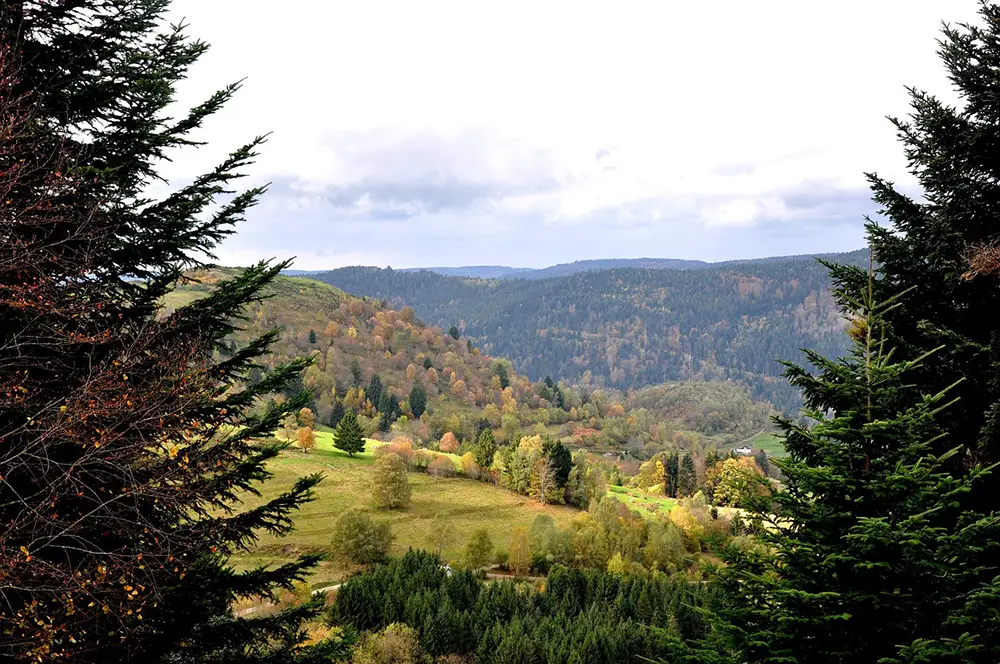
[335, 411, 366, 457]
[308, 328, 317, 344]
[427, 512, 456, 557]
[331, 510, 393, 564]
[463, 528, 494, 570]
[447, 325, 460, 340]
[508, 526, 531, 576]
[372, 453, 411, 509]
[297, 406, 316, 429]
[296, 426, 316, 453]
[439, 431, 459, 453]
[408, 384, 427, 418]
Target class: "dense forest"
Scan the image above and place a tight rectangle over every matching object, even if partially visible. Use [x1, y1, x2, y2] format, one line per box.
[308, 249, 867, 413]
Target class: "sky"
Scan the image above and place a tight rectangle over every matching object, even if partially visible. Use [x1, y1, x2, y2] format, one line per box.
[162, 0, 980, 270]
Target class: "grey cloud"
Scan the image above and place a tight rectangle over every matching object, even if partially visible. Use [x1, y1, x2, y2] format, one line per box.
[307, 126, 563, 214]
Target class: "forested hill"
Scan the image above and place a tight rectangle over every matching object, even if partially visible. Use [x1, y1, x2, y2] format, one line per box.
[306, 249, 869, 413]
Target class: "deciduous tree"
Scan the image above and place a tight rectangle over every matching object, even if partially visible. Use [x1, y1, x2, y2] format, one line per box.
[372, 453, 411, 509]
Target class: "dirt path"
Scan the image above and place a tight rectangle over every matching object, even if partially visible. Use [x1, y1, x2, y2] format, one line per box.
[233, 583, 342, 617]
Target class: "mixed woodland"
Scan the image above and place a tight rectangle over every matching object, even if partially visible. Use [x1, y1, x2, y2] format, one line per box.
[310, 250, 868, 413]
[4, 1, 1000, 664]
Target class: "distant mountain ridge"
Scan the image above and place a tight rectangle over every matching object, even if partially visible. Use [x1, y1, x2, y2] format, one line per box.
[304, 248, 870, 414]
[290, 249, 867, 281]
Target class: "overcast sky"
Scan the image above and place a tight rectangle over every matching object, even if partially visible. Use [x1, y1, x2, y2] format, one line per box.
[163, 0, 979, 270]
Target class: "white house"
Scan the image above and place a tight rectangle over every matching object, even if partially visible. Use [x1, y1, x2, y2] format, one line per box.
[733, 445, 753, 455]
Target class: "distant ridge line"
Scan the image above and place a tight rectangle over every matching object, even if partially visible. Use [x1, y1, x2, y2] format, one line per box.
[283, 248, 867, 280]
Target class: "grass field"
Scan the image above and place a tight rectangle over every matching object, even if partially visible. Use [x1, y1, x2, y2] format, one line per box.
[233, 440, 579, 588]
[606, 485, 677, 516]
[746, 432, 787, 457]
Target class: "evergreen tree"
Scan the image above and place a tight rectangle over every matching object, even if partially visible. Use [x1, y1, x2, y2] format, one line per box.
[447, 325, 460, 340]
[422, 357, 433, 370]
[678, 454, 697, 497]
[0, 4, 331, 661]
[351, 359, 364, 387]
[664, 451, 679, 497]
[828, 1, 1000, 509]
[408, 384, 427, 418]
[474, 428, 498, 469]
[377, 410, 393, 434]
[710, 289, 1000, 663]
[543, 439, 572, 487]
[329, 400, 346, 428]
[367, 373, 384, 413]
[308, 328, 317, 344]
[335, 411, 366, 457]
[753, 449, 769, 476]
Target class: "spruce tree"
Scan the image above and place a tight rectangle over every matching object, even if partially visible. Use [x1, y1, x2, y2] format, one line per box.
[0, 2, 333, 661]
[350, 359, 364, 388]
[408, 384, 427, 418]
[367, 373, 384, 413]
[474, 428, 497, 469]
[329, 400, 346, 428]
[678, 454, 697, 497]
[828, 2, 1000, 508]
[335, 411, 366, 457]
[710, 288, 1000, 663]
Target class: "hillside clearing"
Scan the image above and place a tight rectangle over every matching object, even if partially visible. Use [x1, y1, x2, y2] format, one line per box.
[233, 443, 579, 588]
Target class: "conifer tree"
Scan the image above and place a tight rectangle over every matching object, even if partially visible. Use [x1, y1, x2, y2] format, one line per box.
[1, 3, 335, 661]
[408, 384, 427, 418]
[678, 454, 697, 497]
[474, 428, 497, 469]
[334, 411, 366, 457]
[367, 373, 384, 413]
[710, 286, 1000, 663]
[828, 2, 1000, 508]
[329, 400, 346, 428]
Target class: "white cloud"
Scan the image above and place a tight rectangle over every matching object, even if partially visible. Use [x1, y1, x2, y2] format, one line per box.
[159, 0, 980, 268]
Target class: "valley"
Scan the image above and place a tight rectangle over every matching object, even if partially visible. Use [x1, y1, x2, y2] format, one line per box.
[305, 248, 868, 414]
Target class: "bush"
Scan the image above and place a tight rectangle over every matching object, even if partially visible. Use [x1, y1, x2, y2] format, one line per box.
[428, 455, 456, 479]
[352, 623, 423, 664]
[375, 439, 415, 466]
[331, 510, 393, 564]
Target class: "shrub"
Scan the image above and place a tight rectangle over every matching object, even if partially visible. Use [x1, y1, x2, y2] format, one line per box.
[331, 510, 393, 564]
[428, 455, 456, 479]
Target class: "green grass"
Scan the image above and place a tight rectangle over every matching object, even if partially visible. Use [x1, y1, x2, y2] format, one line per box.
[303, 430, 464, 470]
[232, 447, 580, 588]
[746, 432, 787, 458]
[606, 485, 677, 517]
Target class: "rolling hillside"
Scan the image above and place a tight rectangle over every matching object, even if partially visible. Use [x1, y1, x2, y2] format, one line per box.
[165, 268, 778, 456]
[305, 250, 867, 413]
